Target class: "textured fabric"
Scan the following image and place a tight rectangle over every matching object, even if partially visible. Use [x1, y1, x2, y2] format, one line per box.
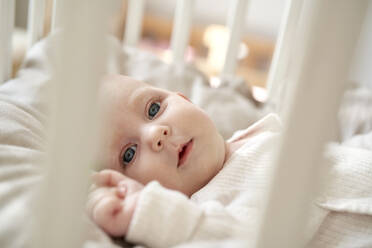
[338, 87, 372, 141]
[0, 41, 49, 248]
[308, 144, 372, 247]
[127, 114, 372, 248]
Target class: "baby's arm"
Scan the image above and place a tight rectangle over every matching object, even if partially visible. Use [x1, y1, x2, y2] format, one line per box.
[88, 171, 250, 247]
[126, 182, 250, 248]
[86, 170, 144, 237]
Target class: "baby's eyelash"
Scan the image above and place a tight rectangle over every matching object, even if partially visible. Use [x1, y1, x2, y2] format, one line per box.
[145, 97, 163, 120]
[120, 144, 137, 168]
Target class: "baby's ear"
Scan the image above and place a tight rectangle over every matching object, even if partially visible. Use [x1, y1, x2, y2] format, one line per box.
[176, 92, 191, 102]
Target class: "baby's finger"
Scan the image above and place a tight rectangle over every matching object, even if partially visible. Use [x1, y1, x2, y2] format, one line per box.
[89, 183, 98, 193]
[93, 169, 126, 187]
[86, 188, 109, 217]
[118, 178, 143, 195]
[116, 184, 127, 199]
[86, 187, 119, 216]
[92, 197, 123, 226]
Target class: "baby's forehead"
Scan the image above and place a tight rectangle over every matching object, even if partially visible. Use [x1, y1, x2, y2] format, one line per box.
[100, 75, 147, 107]
[101, 75, 144, 95]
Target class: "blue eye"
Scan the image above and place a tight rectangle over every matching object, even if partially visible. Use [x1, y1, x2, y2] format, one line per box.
[122, 145, 137, 165]
[148, 101, 161, 119]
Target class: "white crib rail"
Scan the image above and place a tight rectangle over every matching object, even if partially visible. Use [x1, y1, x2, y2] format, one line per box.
[121, 0, 249, 76]
[221, 0, 249, 78]
[266, 0, 304, 110]
[51, 0, 62, 31]
[254, 1, 367, 247]
[31, 0, 110, 247]
[124, 0, 146, 47]
[0, 0, 15, 83]
[170, 0, 195, 66]
[27, 0, 46, 48]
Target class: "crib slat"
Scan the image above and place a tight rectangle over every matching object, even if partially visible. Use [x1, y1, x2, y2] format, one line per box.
[0, 0, 15, 83]
[51, 0, 62, 31]
[221, 0, 249, 78]
[255, 1, 368, 248]
[266, 0, 304, 112]
[170, 0, 195, 66]
[124, 0, 146, 47]
[27, 0, 46, 48]
[31, 1, 110, 247]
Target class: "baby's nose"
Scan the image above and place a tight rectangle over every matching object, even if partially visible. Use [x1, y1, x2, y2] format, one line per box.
[148, 125, 170, 152]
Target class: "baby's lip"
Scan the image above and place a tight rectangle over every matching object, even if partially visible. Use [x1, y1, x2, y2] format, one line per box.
[177, 139, 193, 168]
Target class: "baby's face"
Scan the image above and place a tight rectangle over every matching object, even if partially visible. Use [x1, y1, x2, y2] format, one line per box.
[100, 75, 226, 196]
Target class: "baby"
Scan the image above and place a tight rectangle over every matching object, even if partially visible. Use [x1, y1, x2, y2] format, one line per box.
[87, 75, 372, 248]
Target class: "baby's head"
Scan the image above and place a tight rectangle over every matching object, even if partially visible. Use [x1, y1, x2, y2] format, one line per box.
[99, 75, 226, 196]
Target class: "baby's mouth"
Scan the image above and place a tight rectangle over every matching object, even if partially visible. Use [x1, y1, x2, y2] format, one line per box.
[177, 139, 193, 168]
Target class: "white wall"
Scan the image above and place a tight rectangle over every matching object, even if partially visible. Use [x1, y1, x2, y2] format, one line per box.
[350, 0, 372, 88]
[146, 0, 286, 39]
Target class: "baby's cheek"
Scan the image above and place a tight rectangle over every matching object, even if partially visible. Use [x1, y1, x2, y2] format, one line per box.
[193, 112, 216, 134]
[122, 158, 147, 185]
[132, 156, 166, 186]
[104, 149, 125, 173]
[179, 107, 204, 127]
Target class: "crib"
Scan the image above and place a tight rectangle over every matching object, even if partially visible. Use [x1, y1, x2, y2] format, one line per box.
[0, 0, 369, 247]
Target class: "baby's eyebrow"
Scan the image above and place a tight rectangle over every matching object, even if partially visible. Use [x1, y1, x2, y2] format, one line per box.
[128, 87, 152, 109]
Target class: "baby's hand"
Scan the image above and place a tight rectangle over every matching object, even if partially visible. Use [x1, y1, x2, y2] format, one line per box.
[86, 169, 144, 236]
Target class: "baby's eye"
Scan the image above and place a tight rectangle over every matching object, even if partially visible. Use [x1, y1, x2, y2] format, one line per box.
[148, 101, 161, 120]
[122, 144, 137, 166]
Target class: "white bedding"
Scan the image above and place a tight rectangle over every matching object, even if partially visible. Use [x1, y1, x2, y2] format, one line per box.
[0, 35, 371, 248]
[338, 86, 372, 141]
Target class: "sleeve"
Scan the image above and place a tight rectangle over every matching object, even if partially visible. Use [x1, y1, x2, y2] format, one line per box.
[126, 181, 250, 248]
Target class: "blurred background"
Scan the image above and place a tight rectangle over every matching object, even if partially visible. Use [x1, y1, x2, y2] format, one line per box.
[13, 0, 286, 91]
[12, 0, 372, 91]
